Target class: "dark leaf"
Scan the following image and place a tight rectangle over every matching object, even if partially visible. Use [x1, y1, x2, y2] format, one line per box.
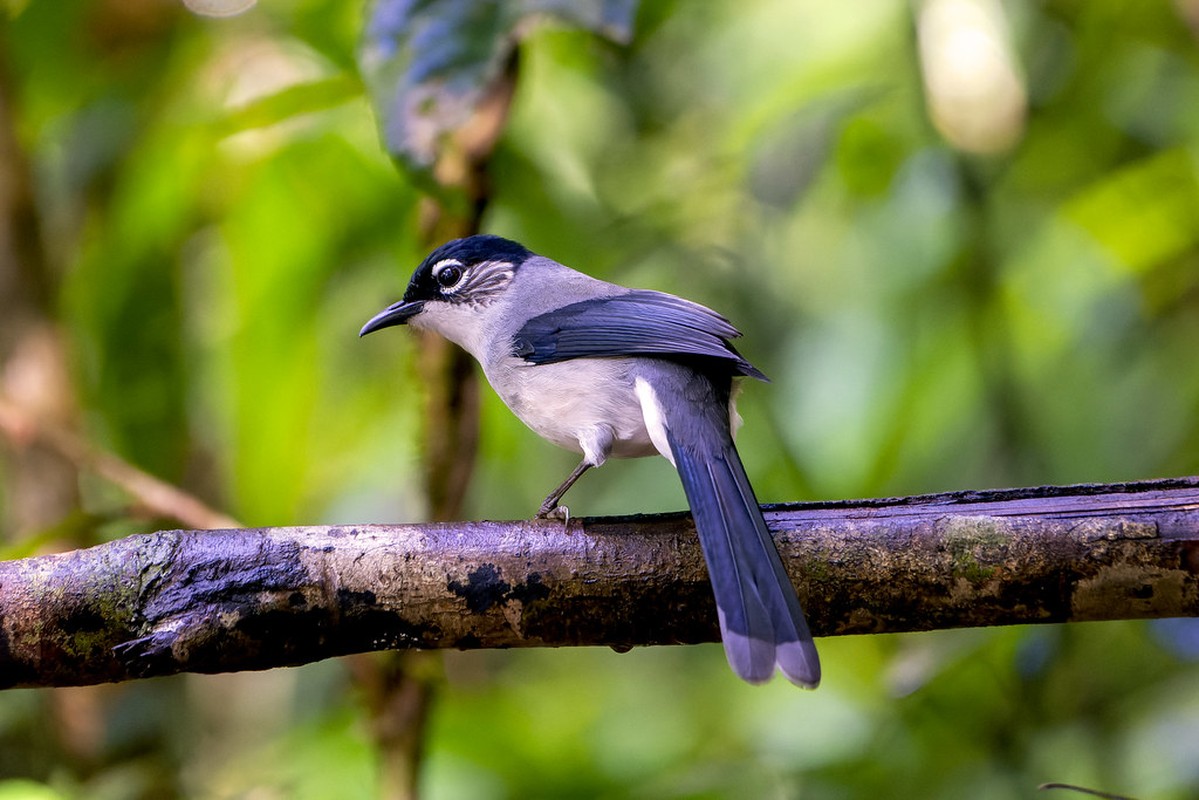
[359, 0, 639, 179]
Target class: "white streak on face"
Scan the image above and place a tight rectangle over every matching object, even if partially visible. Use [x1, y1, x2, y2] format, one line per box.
[408, 260, 518, 361]
[431, 258, 462, 277]
[634, 377, 674, 466]
[466, 262, 514, 297]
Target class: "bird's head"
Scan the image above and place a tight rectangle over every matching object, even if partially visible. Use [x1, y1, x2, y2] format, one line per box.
[359, 234, 532, 339]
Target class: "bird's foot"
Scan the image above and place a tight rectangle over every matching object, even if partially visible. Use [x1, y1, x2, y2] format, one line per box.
[536, 502, 570, 523]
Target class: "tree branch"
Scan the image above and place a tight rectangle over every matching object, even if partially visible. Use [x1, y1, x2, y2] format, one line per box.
[1, 477, 1196, 689]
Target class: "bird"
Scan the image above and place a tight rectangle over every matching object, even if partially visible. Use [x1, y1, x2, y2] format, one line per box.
[359, 234, 820, 687]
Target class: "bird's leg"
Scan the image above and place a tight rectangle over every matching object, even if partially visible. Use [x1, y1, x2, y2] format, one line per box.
[537, 460, 593, 519]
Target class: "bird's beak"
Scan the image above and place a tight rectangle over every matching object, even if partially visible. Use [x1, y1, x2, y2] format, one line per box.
[359, 300, 424, 337]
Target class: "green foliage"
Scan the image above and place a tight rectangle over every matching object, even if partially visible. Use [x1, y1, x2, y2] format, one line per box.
[0, 781, 67, 800]
[360, 0, 638, 184]
[1, 0, 1198, 798]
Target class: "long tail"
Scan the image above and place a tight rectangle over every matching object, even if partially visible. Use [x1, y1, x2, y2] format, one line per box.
[655, 381, 820, 687]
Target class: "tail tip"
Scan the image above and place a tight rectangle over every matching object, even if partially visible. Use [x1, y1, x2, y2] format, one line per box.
[776, 639, 821, 689]
[724, 635, 822, 688]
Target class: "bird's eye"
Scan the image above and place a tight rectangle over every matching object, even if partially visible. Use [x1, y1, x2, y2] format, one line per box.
[436, 265, 464, 289]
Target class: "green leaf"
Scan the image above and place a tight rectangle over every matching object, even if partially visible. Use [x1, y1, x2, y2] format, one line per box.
[0, 780, 67, 800]
[216, 73, 364, 137]
[1063, 147, 1199, 273]
[358, 0, 638, 181]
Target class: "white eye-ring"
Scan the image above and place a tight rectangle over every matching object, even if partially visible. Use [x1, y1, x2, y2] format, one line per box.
[432, 258, 466, 290]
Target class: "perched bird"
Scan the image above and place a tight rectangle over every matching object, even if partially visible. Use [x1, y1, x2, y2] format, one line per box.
[360, 235, 820, 687]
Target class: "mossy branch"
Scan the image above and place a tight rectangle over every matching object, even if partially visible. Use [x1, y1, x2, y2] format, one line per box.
[1, 477, 1196, 689]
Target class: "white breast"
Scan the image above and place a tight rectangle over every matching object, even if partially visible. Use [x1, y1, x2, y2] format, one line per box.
[484, 356, 659, 464]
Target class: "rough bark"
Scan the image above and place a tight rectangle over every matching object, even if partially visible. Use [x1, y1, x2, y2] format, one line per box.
[1, 477, 1196, 689]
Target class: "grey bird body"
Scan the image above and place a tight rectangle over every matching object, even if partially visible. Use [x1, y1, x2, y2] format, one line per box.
[361, 236, 820, 687]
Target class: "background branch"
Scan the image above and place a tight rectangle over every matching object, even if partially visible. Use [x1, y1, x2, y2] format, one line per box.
[2, 477, 1196, 690]
[0, 394, 242, 532]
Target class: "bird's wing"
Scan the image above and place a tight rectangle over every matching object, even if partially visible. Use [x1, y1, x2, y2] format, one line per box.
[512, 290, 767, 380]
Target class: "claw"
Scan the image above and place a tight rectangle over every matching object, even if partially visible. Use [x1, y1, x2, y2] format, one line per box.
[536, 503, 570, 523]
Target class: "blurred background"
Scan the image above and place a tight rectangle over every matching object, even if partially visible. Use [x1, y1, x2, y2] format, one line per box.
[2, 0, 1199, 798]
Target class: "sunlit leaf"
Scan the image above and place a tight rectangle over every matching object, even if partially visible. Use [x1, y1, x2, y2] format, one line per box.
[216, 73, 363, 137]
[358, 0, 638, 181]
[1064, 147, 1199, 273]
[0, 780, 67, 800]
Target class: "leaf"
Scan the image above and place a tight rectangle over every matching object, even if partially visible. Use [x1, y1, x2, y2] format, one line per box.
[0, 780, 68, 800]
[216, 73, 363, 137]
[1063, 147, 1199, 274]
[359, 0, 639, 180]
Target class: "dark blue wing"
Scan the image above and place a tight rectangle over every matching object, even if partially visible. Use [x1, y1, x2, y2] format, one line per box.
[512, 290, 767, 380]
